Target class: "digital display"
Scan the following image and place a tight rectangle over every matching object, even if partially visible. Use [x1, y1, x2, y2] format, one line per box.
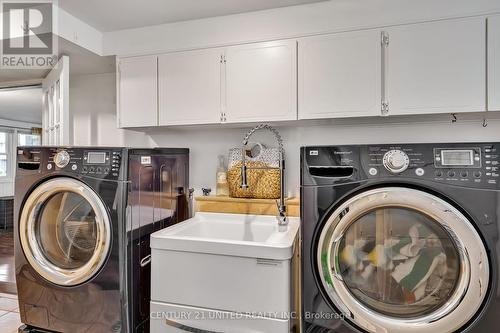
[441, 150, 474, 166]
[87, 152, 106, 164]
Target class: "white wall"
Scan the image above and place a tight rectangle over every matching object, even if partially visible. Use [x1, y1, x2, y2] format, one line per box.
[70, 73, 151, 147]
[104, 0, 500, 56]
[147, 115, 500, 197]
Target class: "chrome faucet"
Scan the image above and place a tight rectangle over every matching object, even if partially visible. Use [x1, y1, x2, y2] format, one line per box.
[240, 124, 287, 226]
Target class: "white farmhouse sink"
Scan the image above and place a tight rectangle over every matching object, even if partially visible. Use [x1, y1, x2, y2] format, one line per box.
[150, 212, 300, 260]
[150, 212, 301, 333]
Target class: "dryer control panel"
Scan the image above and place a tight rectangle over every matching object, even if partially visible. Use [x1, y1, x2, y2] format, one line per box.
[301, 143, 500, 189]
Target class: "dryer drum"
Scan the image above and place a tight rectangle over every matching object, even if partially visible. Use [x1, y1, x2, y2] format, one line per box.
[317, 187, 489, 333]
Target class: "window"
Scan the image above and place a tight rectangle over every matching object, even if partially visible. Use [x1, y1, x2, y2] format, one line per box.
[0, 132, 9, 178]
[18, 132, 41, 146]
[0, 129, 41, 180]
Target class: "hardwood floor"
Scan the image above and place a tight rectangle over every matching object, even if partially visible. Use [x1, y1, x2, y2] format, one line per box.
[0, 232, 16, 294]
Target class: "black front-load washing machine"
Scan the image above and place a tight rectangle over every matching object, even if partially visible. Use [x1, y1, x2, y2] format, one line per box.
[301, 143, 500, 333]
[14, 147, 189, 333]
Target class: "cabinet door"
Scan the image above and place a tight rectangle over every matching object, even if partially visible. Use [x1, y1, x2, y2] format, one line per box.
[118, 56, 158, 128]
[386, 17, 486, 115]
[158, 49, 222, 125]
[225, 40, 297, 123]
[298, 30, 382, 119]
[489, 15, 500, 111]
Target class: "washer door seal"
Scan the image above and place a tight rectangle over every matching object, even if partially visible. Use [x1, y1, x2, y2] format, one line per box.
[317, 187, 489, 333]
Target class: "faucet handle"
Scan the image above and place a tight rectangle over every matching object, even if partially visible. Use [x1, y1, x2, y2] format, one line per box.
[275, 200, 287, 216]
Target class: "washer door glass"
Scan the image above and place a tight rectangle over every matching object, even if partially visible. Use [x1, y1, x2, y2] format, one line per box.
[317, 187, 489, 333]
[336, 207, 460, 318]
[20, 178, 111, 286]
[37, 191, 98, 269]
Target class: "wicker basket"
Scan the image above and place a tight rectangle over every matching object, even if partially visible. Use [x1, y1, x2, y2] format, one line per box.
[227, 161, 280, 199]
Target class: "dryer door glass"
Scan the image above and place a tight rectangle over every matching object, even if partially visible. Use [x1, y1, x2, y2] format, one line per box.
[20, 178, 111, 286]
[317, 187, 489, 333]
[336, 207, 460, 318]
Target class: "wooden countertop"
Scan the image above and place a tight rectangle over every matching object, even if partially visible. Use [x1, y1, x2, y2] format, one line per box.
[195, 196, 300, 217]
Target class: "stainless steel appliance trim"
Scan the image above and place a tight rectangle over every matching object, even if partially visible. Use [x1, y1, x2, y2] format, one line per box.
[317, 187, 489, 333]
[19, 178, 111, 286]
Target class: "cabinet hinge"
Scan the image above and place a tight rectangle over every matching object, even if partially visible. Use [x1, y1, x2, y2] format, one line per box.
[381, 32, 389, 47]
[220, 55, 226, 64]
[381, 102, 389, 115]
[220, 112, 227, 122]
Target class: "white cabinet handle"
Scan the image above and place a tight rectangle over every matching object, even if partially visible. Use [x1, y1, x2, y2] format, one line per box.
[165, 319, 223, 333]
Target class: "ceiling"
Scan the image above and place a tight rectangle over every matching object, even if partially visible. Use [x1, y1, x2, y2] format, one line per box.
[0, 36, 115, 85]
[59, 0, 327, 32]
[0, 87, 43, 124]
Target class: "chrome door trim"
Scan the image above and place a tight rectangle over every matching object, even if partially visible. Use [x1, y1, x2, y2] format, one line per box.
[20, 178, 111, 286]
[317, 187, 489, 333]
[140, 254, 152, 267]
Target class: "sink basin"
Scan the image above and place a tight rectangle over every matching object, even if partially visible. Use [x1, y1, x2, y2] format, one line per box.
[151, 212, 300, 260]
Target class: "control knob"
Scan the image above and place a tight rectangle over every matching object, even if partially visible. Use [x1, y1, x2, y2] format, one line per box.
[54, 150, 70, 168]
[383, 150, 410, 173]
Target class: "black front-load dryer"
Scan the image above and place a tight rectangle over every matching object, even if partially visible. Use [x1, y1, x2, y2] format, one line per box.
[301, 143, 500, 333]
[14, 146, 189, 333]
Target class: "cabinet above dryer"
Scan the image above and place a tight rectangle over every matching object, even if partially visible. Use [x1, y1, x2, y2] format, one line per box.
[383, 17, 486, 116]
[298, 16, 487, 119]
[488, 14, 500, 112]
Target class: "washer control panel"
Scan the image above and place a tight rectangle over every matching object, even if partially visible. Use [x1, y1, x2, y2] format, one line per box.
[45, 148, 123, 179]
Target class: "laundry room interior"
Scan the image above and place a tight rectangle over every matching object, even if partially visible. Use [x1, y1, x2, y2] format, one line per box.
[0, 0, 500, 332]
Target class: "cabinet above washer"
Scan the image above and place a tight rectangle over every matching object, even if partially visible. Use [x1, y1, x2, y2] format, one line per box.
[118, 40, 297, 128]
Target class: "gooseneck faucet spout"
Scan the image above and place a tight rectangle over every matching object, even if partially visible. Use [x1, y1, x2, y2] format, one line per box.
[240, 124, 287, 226]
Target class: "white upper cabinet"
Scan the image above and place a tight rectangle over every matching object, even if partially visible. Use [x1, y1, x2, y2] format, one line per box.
[224, 40, 297, 123]
[118, 56, 158, 128]
[298, 30, 382, 119]
[488, 15, 500, 111]
[385, 17, 486, 115]
[158, 49, 223, 125]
